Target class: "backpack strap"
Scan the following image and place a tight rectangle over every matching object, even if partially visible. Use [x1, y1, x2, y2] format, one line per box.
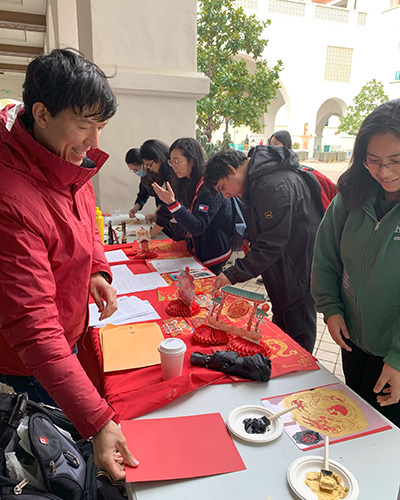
[0, 392, 28, 449]
[297, 167, 325, 216]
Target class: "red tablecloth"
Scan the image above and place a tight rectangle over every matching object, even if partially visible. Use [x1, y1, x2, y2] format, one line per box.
[78, 241, 319, 422]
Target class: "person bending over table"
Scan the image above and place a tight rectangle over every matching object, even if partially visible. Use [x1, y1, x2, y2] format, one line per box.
[152, 137, 234, 275]
[0, 49, 138, 479]
[125, 147, 153, 218]
[311, 99, 400, 427]
[203, 147, 322, 353]
[139, 138, 186, 241]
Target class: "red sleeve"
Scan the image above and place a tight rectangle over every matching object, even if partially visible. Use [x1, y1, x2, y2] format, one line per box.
[0, 211, 114, 439]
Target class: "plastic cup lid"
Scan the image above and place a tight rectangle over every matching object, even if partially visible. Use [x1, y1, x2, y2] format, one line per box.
[158, 337, 187, 354]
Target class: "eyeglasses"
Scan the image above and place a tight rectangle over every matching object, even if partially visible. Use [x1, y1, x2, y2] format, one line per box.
[363, 160, 400, 173]
[128, 164, 143, 173]
[142, 160, 154, 170]
[168, 159, 183, 167]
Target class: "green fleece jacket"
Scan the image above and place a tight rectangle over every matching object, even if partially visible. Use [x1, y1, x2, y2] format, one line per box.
[311, 192, 400, 372]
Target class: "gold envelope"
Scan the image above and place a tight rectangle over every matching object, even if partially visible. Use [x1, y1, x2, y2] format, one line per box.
[100, 322, 163, 372]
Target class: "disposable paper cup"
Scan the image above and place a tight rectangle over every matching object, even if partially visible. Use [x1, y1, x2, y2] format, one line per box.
[158, 338, 187, 380]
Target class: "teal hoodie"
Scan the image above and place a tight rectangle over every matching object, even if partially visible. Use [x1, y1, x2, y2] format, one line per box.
[311, 192, 400, 372]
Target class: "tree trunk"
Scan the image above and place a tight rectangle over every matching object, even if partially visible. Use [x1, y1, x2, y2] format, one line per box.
[225, 117, 230, 133]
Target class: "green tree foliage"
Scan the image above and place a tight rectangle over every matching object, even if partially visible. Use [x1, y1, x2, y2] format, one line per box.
[197, 0, 282, 136]
[196, 129, 220, 158]
[221, 131, 232, 150]
[338, 79, 389, 136]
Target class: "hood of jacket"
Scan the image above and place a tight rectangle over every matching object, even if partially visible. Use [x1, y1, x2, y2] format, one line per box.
[247, 145, 300, 184]
[0, 103, 109, 190]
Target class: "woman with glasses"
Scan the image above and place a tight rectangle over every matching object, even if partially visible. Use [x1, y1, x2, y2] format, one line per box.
[138, 139, 185, 240]
[311, 99, 400, 427]
[152, 137, 234, 275]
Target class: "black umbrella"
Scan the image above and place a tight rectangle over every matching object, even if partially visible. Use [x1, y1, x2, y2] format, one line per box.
[190, 351, 271, 382]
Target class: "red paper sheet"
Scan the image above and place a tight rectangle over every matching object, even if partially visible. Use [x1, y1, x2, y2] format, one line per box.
[121, 413, 246, 482]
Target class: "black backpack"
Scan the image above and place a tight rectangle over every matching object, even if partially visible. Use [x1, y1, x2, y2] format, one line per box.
[0, 392, 127, 500]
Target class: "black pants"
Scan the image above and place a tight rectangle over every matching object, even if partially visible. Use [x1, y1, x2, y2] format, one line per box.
[272, 297, 317, 354]
[342, 340, 400, 428]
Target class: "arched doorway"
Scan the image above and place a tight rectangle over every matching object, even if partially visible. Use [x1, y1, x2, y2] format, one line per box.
[314, 98, 347, 153]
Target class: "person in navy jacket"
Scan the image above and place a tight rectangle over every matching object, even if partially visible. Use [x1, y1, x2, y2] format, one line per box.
[152, 137, 234, 274]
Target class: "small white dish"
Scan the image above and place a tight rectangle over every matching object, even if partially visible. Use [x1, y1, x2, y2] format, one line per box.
[287, 455, 359, 500]
[226, 405, 284, 443]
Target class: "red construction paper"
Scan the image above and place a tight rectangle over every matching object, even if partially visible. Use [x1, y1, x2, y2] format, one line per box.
[121, 413, 246, 482]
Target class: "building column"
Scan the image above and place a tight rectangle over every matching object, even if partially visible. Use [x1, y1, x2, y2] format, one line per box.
[54, 0, 209, 214]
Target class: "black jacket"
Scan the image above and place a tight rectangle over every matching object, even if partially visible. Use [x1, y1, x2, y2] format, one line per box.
[224, 146, 322, 313]
[133, 162, 172, 229]
[168, 178, 234, 269]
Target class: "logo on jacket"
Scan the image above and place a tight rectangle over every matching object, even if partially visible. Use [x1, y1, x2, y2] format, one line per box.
[393, 225, 400, 240]
[264, 211, 273, 220]
[199, 204, 209, 212]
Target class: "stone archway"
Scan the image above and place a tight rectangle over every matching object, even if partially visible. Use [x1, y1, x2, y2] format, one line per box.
[314, 98, 347, 152]
[260, 80, 291, 139]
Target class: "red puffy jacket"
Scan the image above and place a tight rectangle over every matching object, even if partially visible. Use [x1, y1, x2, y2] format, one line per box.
[0, 105, 114, 438]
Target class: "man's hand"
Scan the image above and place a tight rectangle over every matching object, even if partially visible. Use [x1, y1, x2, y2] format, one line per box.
[145, 212, 157, 225]
[150, 223, 164, 239]
[326, 314, 351, 351]
[374, 363, 400, 406]
[129, 203, 140, 218]
[152, 181, 176, 205]
[211, 272, 232, 295]
[92, 419, 139, 481]
[89, 273, 117, 321]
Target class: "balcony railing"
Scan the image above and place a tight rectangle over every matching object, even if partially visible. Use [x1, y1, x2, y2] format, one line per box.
[234, 0, 368, 25]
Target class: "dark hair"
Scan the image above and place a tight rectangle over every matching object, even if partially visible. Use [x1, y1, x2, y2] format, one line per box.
[204, 149, 247, 193]
[270, 130, 292, 149]
[22, 49, 117, 128]
[139, 139, 170, 185]
[140, 139, 169, 163]
[169, 137, 205, 207]
[338, 99, 400, 210]
[125, 148, 141, 165]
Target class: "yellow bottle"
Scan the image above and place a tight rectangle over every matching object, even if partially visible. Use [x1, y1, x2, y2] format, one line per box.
[96, 207, 105, 244]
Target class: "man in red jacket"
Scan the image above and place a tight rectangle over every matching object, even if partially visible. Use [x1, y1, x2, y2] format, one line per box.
[0, 49, 138, 479]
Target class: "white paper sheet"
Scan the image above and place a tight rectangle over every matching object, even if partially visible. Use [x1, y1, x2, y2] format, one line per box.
[89, 295, 160, 328]
[149, 257, 204, 274]
[126, 272, 169, 293]
[110, 265, 168, 295]
[105, 249, 130, 262]
[110, 264, 136, 294]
